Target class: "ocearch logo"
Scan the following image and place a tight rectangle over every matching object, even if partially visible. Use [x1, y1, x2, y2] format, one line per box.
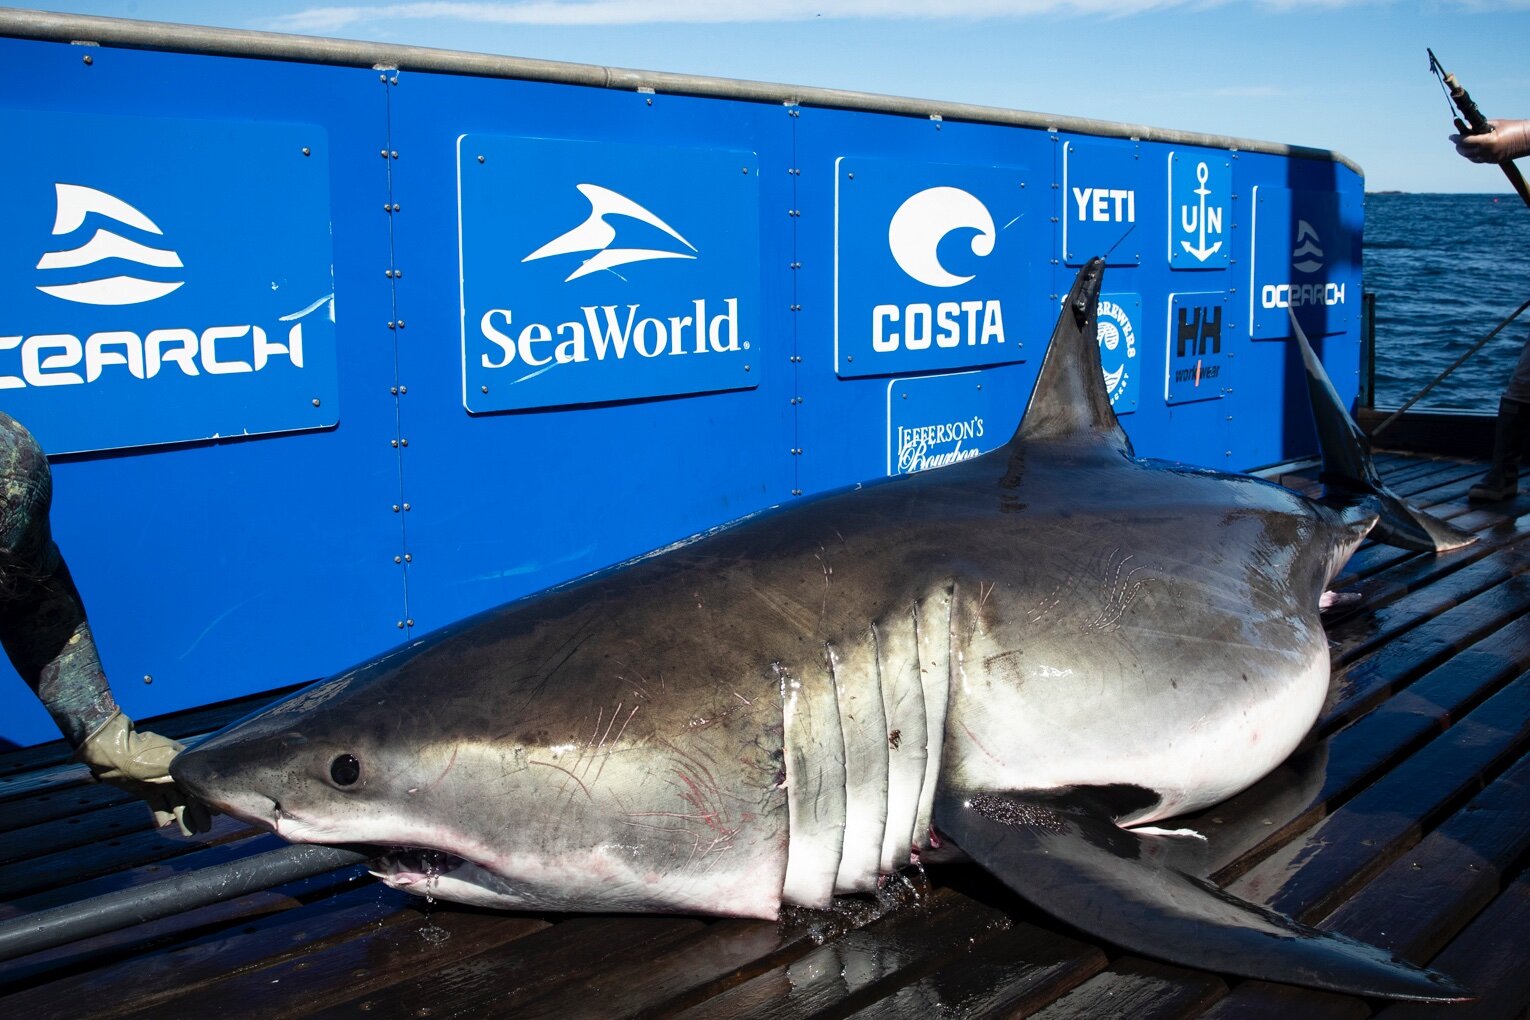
[35, 184, 185, 306]
[887, 186, 995, 287]
[523, 184, 698, 283]
[1291, 220, 1323, 274]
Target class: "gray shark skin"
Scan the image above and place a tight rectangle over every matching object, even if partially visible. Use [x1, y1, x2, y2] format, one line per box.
[173, 260, 1469, 1002]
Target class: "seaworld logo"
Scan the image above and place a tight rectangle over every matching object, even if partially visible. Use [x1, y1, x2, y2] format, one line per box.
[522, 184, 699, 283]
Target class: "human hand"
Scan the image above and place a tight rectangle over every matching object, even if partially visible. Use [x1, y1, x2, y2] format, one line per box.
[1452, 118, 1530, 163]
[75, 711, 216, 836]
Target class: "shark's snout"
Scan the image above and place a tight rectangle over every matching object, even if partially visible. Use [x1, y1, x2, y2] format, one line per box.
[170, 742, 281, 828]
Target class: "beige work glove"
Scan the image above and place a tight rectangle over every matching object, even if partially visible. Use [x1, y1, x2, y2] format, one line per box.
[1452, 118, 1530, 163]
[75, 710, 214, 837]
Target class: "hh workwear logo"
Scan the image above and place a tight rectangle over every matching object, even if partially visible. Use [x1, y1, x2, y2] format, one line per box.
[0, 109, 338, 455]
[459, 135, 761, 413]
[887, 187, 995, 288]
[523, 184, 698, 283]
[35, 184, 185, 306]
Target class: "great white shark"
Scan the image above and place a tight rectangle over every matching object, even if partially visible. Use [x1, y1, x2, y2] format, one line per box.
[172, 260, 1475, 1002]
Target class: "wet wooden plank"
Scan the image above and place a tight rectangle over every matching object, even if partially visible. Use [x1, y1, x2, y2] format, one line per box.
[846, 922, 1106, 1019]
[1374, 871, 1530, 1020]
[1228, 672, 1530, 920]
[1319, 749, 1530, 963]
[1026, 956, 1227, 1020]
[669, 889, 1012, 1020]
[1196, 982, 1368, 1020]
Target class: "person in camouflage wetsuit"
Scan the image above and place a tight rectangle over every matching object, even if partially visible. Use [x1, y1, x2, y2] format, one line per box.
[0, 411, 209, 835]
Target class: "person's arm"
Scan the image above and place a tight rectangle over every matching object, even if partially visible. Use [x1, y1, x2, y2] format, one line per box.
[0, 412, 211, 836]
[1452, 118, 1530, 164]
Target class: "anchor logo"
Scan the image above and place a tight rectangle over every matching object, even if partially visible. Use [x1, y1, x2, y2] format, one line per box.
[1179, 162, 1224, 263]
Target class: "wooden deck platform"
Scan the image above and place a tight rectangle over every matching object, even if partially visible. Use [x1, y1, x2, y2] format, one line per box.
[2, 451, 1529, 1019]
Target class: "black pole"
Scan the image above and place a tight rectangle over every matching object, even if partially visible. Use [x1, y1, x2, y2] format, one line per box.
[0, 843, 373, 963]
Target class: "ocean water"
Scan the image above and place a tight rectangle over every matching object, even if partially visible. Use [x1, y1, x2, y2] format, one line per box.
[1365, 192, 1530, 411]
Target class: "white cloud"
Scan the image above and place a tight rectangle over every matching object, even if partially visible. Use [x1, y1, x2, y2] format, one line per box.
[266, 0, 1392, 33]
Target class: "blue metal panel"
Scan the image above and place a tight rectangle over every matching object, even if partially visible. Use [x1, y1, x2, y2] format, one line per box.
[0, 38, 404, 747]
[0, 34, 1369, 748]
[1249, 186, 1362, 340]
[383, 74, 795, 635]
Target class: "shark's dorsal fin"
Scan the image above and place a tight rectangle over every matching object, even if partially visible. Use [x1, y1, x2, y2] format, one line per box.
[1014, 258, 1132, 456]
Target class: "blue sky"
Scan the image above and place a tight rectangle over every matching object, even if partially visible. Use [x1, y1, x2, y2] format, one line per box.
[21, 0, 1530, 192]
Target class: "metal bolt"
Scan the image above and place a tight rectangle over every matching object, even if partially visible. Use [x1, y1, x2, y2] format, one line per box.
[742, 167, 749, 174]
[388, 321, 396, 329]
[379, 74, 387, 82]
[143, 674, 152, 684]
[391, 386, 399, 395]
[384, 203, 391, 212]
[646, 98, 653, 105]
[391, 151, 398, 159]
[847, 355, 854, 362]
[902, 393, 908, 400]
[82, 54, 93, 65]
[397, 621, 405, 629]
[390, 76, 398, 85]
[404, 554, 412, 563]
[380, 149, 388, 158]
[977, 384, 983, 390]
[744, 364, 751, 372]
[302, 147, 311, 156]
[391, 439, 399, 448]
[397, 269, 404, 278]
[791, 489, 802, 496]
[399, 385, 407, 394]
[406, 619, 414, 628]
[392, 505, 400, 513]
[477, 155, 485, 163]
[481, 385, 488, 393]
[401, 439, 409, 447]
[386, 269, 394, 278]
[394, 556, 402, 564]
[403, 503, 411, 511]
[397, 320, 405, 328]
[848, 172, 855, 179]
[392, 203, 400, 212]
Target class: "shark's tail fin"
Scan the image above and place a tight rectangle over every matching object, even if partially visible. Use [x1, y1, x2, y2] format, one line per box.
[1290, 309, 1476, 553]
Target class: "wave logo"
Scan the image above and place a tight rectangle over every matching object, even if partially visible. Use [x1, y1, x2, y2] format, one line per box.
[887, 187, 996, 288]
[1291, 220, 1323, 274]
[523, 184, 698, 283]
[1096, 298, 1137, 408]
[35, 184, 185, 306]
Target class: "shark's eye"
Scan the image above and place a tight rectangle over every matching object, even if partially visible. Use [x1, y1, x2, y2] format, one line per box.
[330, 754, 361, 787]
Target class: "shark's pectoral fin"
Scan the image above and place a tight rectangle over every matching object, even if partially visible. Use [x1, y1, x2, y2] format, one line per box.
[932, 787, 1470, 1003]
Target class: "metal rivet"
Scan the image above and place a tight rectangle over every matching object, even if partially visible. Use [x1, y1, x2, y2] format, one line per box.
[848, 172, 855, 179]
[394, 556, 402, 564]
[401, 439, 408, 447]
[391, 151, 398, 159]
[792, 489, 802, 496]
[391, 439, 399, 448]
[143, 675, 152, 684]
[379, 74, 387, 82]
[392, 505, 400, 513]
[902, 393, 908, 400]
[302, 147, 311, 156]
[406, 619, 414, 628]
[744, 365, 751, 372]
[380, 149, 388, 158]
[396, 621, 405, 629]
[312, 398, 321, 407]
[477, 155, 485, 163]
[391, 386, 399, 395]
[742, 167, 749, 174]
[481, 385, 488, 393]
[397, 320, 405, 328]
[392, 203, 400, 212]
[847, 355, 854, 362]
[386, 269, 394, 278]
[977, 384, 983, 391]
[387, 321, 396, 329]
[646, 98, 653, 105]
[384, 204, 391, 212]
[403, 503, 411, 511]
[83, 54, 93, 65]
[390, 76, 398, 85]
[399, 386, 407, 394]
[404, 554, 413, 563]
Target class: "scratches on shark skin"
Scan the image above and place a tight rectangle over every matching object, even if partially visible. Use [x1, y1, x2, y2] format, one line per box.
[526, 757, 595, 802]
[814, 545, 833, 621]
[624, 737, 740, 865]
[1086, 548, 1159, 633]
